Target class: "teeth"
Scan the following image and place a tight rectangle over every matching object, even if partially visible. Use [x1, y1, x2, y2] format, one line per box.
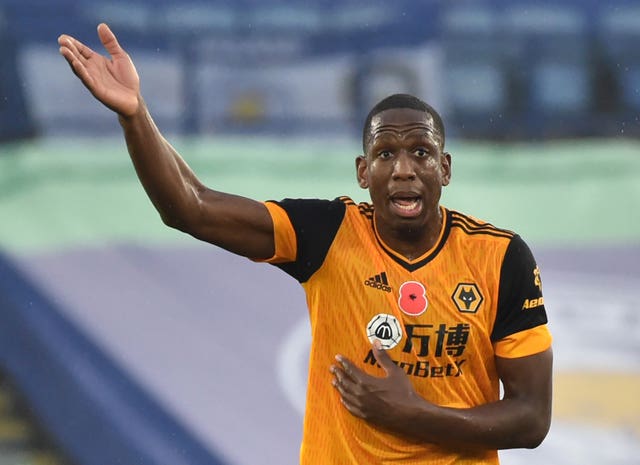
[393, 199, 419, 210]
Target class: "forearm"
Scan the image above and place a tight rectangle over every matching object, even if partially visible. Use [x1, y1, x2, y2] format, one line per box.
[398, 395, 549, 450]
[334, 346, 552, 452]
[118, 97, 204, 229]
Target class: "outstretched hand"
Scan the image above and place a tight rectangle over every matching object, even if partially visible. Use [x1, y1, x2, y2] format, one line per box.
[330, 340, 425, 431]
[58, 23, 140, 117]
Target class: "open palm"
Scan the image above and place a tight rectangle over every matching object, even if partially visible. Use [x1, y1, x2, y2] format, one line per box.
[58, 23, 140, 117]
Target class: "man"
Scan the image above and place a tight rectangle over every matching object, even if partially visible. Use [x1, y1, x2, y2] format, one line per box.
[58, 24, 552, 464]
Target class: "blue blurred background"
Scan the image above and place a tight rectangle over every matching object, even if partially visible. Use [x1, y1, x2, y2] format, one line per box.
[0, 1, 639, 465]
[3, 0, 640, 140]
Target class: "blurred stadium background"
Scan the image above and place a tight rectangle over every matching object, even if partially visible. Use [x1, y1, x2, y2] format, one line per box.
[0, 0, 639, 464]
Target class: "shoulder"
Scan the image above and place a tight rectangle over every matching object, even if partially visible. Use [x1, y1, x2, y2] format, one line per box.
[344, 197, 376, 223]
[447, 209, 515, 241]
[270, 196, 351, 282]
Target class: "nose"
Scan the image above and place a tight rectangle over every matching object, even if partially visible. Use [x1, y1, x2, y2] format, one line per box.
[392, 151, 416, 180]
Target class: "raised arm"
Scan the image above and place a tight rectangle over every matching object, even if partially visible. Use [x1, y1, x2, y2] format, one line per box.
[58, 23, 275, 259]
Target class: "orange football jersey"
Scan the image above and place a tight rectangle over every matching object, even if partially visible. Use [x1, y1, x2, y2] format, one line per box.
[261, 197, 551, 465]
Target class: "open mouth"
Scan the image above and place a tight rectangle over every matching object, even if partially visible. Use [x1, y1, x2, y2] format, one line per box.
[390, 195, 423, 217]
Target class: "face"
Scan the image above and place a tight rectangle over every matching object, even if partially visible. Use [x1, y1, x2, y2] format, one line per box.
[356, 108, 451, 238]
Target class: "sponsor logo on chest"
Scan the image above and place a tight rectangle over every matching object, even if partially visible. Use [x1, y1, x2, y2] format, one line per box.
[361, 275, 485, 379]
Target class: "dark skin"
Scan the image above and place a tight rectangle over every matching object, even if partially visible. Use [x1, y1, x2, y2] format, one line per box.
[58, 24, 276, 260]
[341, 110, 552, 449]
[58, 24, 552, 451]
[356, 107, 451, 260]
[332, 342, 552, 450]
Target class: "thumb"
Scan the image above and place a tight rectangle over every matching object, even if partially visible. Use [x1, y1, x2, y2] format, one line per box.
[97, 23, 125, 57]
[372, 339, 397, 375]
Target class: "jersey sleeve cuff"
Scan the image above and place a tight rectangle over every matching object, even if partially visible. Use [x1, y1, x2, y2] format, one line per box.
[252, 201, 297, 264]
[493, 324, 552, 358]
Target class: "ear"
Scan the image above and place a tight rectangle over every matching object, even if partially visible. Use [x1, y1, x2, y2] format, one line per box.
[355, 155, 369, 189]
[441, 152, 452, 186]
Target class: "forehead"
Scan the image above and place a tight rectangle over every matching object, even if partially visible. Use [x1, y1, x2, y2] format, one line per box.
[370, 108, 439, 139]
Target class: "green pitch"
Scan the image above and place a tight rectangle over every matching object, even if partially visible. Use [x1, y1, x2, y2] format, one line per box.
[0, 137, 638, 254]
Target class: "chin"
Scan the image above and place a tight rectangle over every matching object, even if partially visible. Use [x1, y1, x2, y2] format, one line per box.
[391, 217, 428, 237]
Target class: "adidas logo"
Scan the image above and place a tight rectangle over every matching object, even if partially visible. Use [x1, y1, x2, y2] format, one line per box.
[364, 272, 392, 293]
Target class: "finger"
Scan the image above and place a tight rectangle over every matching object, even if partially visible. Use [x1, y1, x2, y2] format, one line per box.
[97, 23, 125, 57]
[58, 35, 93, 62]
[58, 45, 82, 72]
[58, 47, 95, 87]
[57, 34, 71, 48]
[58, 37, 91, 68]
[335, 390, 366, 419]
[371, 339, 397, 375]
[335, 355, 367, 383]
[339, 396, 366, 418]
[73, 38, 96, 61]
[331, 366, 363, 410]
[331, 365, 359, 393]
[332, 374, 357, 400]
[69, 58, 96, 88]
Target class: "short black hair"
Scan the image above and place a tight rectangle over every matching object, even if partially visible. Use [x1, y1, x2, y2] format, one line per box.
[362, 93, 445, 152]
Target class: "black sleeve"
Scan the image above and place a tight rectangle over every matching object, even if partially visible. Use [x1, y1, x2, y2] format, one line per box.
[270, 198, 347, 283]
[491, 235, 548, 341]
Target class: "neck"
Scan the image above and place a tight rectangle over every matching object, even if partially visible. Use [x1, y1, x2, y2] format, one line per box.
[375, 207, 443, 261]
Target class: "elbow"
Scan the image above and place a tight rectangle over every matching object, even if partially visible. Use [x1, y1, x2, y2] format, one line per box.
[522, 433, 546, 450]
[500, 404, 551, 449]
[159, 210, 192, 233]
[160, 209, 210, 240]
[157, 190, 206, 233]
[521, 416, 551, 449]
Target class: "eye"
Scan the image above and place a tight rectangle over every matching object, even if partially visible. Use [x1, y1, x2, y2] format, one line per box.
[379, 150, 393, 159]
[415, 148, 429, 157]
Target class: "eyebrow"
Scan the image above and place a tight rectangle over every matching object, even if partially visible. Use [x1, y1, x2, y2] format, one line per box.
[372, 126, 443, 145]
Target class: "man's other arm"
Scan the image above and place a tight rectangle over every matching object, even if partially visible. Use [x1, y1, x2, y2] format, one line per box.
[332, 343, 552, 450]
[59, 23, 275, 259]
